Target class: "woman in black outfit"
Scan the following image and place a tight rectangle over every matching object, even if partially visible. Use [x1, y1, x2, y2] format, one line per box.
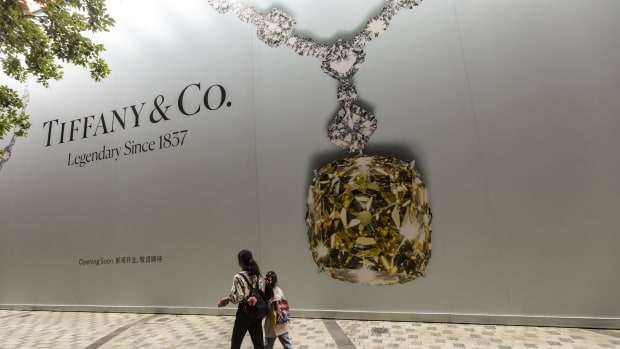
[218, 249, 265, 349]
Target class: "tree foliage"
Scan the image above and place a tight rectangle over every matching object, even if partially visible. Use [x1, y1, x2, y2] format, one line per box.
[0, 0, 114, 152]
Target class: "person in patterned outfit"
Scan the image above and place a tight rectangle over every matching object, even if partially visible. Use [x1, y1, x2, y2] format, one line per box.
[218, 250, 265, 349]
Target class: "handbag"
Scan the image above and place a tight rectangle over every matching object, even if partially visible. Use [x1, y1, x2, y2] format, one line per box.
[275, 298, 290, 324]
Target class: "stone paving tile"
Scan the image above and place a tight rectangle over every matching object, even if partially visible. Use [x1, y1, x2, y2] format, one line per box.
[0, 311, 149, 349]
[336, 320, 620, 349]
[97, 315, 338, 349]
[0, 310, 618, 349]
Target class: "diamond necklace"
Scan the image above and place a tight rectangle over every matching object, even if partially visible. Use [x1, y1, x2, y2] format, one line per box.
[207, 0, 424, 153]
[208, 0, 432, 285]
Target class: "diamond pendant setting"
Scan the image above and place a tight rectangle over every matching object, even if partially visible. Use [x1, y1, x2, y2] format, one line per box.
[328, 103, 377, 154]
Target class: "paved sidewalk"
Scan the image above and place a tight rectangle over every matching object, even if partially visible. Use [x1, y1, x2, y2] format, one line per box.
[0, 310, 618, 349]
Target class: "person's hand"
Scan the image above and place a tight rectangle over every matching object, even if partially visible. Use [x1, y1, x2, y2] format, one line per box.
[217, 297, 230, 307]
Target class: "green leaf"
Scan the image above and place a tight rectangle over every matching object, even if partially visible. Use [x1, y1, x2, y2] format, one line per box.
[0, 0, 115, 144]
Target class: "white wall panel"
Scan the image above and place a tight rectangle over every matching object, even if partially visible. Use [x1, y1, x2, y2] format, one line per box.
[0, 0, 618, 325]
[454, 0, 620, 317]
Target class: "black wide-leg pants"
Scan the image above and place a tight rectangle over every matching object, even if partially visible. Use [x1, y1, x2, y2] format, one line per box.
[231, 305, 264, 349]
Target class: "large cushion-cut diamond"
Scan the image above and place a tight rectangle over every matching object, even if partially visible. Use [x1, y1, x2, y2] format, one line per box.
[306, 156, 432, 285]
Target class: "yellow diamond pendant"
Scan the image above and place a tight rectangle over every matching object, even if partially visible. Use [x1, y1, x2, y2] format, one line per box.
[306, 155, 432, 285]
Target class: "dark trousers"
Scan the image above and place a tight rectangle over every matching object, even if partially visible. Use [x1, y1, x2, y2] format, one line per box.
[231, 305, 264, 349]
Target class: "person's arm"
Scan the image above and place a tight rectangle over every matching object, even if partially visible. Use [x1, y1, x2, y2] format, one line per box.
[217, 297, 229, 307]
[218, 273, 246, 307]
